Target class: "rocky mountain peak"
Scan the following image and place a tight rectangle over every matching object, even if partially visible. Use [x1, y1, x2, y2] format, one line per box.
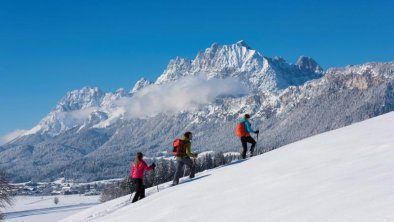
[131, 78, 152, 93]
[56, 87, 105, 112]
[155, 57, 192, 84]
[115, 88, 127, 96]
[296, 56, 323, 73]
[236, 40, 252, 49]
[154, 41, 323, 92]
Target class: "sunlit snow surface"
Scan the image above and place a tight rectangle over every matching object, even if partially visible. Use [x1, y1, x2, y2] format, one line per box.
[61, 111, 394, 222]
[3, 195, 99, 222]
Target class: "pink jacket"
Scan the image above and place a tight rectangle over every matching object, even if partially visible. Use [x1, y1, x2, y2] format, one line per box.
[130, 160, 153, 179]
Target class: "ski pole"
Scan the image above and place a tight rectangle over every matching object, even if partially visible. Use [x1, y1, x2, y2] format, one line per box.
[255, 132, 259, 155]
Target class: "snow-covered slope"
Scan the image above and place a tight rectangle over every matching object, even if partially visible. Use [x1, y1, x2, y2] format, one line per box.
[62, 111, 394, 222]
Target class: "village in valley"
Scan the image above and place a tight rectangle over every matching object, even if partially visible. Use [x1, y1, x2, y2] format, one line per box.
[11, 178, 121, 196]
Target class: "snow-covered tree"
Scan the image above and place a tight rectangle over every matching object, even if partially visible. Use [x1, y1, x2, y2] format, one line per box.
[100, 178, 131, 203]
[0, 172, 13, 221]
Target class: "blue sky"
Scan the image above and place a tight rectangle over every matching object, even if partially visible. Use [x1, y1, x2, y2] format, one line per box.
[1, 0, 393, 136]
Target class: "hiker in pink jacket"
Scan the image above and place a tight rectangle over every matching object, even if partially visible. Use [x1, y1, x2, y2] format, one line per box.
[130, 152, 156, 203]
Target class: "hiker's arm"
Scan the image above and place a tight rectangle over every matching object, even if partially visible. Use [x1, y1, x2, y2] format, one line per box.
[142, 161, 153, 171]
[245, 121, 255, 133]
[185, 143, 197, 158]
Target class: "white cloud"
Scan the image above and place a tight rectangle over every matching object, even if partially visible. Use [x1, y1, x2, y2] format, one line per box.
[69, 107, 97, 121]
[118, 76, 248, 118]
[0, 129, 28, 145]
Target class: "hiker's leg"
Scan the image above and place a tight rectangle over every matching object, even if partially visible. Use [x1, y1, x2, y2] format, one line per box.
[173, 158, 184, 185]
[140, 183, 146, 199]
[132, 178, 143, 203]
[241, 137, 248, 159]
[246, 136, 256, 156]
[183, 157, 195, 178]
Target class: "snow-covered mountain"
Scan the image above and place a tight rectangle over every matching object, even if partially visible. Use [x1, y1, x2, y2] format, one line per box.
[61, 111, 394, 222]
[156, 40, 323, 91]
[1, 41, 394, 182]
[10, 40, 324, 138]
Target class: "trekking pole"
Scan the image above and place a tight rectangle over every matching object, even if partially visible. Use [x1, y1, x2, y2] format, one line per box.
[255, 132, 259, 155]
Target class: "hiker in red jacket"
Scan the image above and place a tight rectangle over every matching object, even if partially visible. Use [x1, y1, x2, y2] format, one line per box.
[130, 152, 155, 203]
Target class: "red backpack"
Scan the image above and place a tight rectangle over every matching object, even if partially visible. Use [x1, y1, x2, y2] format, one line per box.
[235, 122, 249, 137]
[173, 139, 186, 157]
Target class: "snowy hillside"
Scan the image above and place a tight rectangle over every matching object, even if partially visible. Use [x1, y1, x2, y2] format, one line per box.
[61, 111, 394, 222]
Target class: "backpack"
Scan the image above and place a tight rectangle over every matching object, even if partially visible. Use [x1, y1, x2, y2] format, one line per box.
[173, 138, 186, 157]
[235, 122, 248, 137]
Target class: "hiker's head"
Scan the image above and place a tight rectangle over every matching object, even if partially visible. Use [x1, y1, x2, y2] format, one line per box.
[136, 152, 143, 160]
[184, 131, 192, 140]
[244, 114, 251, 119]
[134, 152, 144, 166]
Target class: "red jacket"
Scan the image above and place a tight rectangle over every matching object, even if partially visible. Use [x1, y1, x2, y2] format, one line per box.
[130, 160, 153, 179]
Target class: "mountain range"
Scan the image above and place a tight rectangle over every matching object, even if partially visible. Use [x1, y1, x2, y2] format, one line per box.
[1, 40, 394, 182]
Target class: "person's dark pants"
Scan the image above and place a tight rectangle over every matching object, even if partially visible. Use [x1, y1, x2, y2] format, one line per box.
[132, 178, 145, 203]
[173, 156, 195, 185]
[240, 136, 256, 159]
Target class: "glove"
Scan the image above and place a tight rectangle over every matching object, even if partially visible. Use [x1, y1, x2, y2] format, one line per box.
[255, 130, 260, 134]
[150, 163, 156, 169]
